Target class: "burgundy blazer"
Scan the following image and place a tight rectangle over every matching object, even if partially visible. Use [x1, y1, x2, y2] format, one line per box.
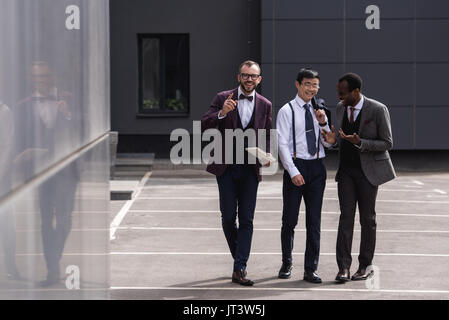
[201, 87, 273, 182]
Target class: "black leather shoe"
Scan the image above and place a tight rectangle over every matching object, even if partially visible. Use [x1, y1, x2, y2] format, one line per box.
[38, 274, 60, 287]
[278, 263, 293, 279]
[303, 271, 322, 284]
[335, 269, 350, 283]
[232, 270, 254, 286]
[351, 268, 374, 281]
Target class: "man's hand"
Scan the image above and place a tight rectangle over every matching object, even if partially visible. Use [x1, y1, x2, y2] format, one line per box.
[291, 174, 305, 186]
[219, 93, 237, 117]
[262, 153, 273, 167]
[322, 125, 337, 144]
[339, 128, 361, 145]
[314, 109, 326, 125]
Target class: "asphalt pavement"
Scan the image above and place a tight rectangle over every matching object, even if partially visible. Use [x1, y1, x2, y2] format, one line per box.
[109, 162, 449, 300]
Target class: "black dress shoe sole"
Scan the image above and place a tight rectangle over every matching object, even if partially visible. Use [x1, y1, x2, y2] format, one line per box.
[232, 278, 254, 286]
[278, 273, 291, 279]
[335, 276, 350, 283]
[352, 270, 374, 281]
[351, 275, 371, 281]
[303, 277, 322, 284]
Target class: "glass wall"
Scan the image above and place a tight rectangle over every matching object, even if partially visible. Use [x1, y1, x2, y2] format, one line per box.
[0, 0, 110, 299]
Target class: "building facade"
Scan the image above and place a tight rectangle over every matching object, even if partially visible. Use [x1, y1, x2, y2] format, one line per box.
[110, 0, 449, 154]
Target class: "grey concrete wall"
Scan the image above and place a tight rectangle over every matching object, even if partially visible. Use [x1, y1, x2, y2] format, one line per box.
[261, 0, 449, 150]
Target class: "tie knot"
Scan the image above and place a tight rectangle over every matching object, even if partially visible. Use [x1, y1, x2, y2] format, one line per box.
[239, 94, 253, 102]
[303, 103, 312, 110]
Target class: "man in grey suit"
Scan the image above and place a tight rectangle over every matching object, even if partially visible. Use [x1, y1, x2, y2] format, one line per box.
[322, 73, 396, 283]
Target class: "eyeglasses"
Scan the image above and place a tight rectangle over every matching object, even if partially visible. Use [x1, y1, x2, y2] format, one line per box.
[301, 82, 320, 89]
[240, 73, 260, 80]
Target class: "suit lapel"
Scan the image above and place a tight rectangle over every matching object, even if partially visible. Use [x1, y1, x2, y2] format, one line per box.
[253, 91, 260, 129]
[336, 102, 345, 131]
[358, 96, 371, 135]
[230, 87, 239, 128]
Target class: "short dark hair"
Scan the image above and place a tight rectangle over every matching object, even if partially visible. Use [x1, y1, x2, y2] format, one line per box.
[339, 73, 362, 92]
[296, 68, 319, 83]
[239, 60, 261, 74]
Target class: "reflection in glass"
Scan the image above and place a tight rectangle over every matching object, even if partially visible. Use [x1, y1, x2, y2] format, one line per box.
[0, 0, 110, 299]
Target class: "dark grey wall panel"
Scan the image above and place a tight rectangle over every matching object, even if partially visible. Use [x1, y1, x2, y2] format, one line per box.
[274, 21, 344, 63]
[416, 21, 449, 62]
[261, 21, 274, 63]
[266, 0, 344, 20]
[416, 63, 449, 106]
[346, 21, 414, 62]
[346, 0, 414, 19]
[389, 107, 414, 149]
[262, 0, 449, 149]
[344, 64, 413, 107]
[261, 0, 274, 20]
[415, 107, 449, 149]
[260, 63, 274, 103]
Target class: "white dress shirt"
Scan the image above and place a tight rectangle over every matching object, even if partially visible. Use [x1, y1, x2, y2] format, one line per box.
[218, 87, 255, 128]
[347, 95, 364, 122]
[277, 95, 332, 178]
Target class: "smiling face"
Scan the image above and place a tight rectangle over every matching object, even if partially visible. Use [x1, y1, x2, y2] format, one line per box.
[295, 77, 320, 103]
[237, 64, 262, 95]
[337, 80, 361, 107]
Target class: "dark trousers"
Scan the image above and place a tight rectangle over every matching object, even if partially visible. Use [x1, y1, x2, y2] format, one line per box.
[217, 164, 259, 272]
[281, 158, 326, 272]
[336, 166, 378, 271]
[40, 168, 78, 277]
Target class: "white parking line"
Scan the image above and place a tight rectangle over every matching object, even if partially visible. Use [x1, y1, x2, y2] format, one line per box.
[127, 209, 449, 218]
[110, 252, 449, 257]
[110, 286, 449, 295]
[117, 226, 449, 234]
[136, 197, 449, 204]
[110, 172, 152, 240]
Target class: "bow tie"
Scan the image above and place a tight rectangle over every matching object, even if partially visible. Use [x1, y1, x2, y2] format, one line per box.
[239, 94, 253, 102]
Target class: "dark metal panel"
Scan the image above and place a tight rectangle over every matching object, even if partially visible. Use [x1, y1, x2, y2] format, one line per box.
[274, 21, 344, 63]
[416, 63, 449, 106]
[261, 20, 274, 63]
[415, 106, 449, 149]
[345, 63, 414, 107]
[261, 0, 274, 20]
[416, 0, 449, 19]
[416, 21, 449, 62]
[271, 0, 344, 20]
[260, 63, 274, 102]
[389, 107, 414, 149]
[345, 20, 414, 63]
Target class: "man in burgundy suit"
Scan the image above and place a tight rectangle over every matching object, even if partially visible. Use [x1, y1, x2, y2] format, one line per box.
[201, 60, 273, 286]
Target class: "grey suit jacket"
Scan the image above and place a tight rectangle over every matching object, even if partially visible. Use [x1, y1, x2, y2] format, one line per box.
[335, 96, 396, 186]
